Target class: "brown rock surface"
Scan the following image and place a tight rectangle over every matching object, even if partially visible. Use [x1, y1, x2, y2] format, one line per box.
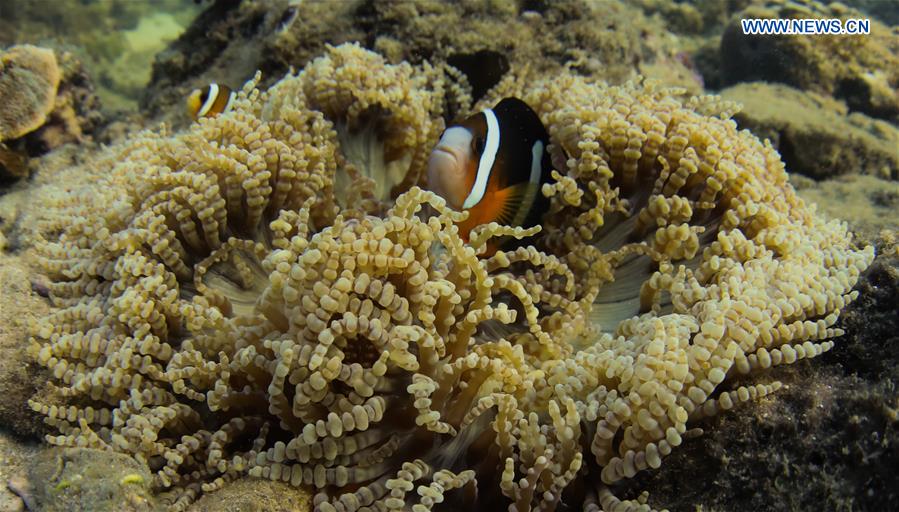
[0, 45, 59, 142]
[0, 434, 40, 512]
[186, 478, 311, 512]
[720, 0, 899, 121]
[0, 252, 50, 439]
[1, 47, 103, 180]
[26, 448, 158, 512]
[791, 173, 899, 237]
[613, 215, 898, 512]
[142, 0, 681, 125]
[721, 82, 899, 180]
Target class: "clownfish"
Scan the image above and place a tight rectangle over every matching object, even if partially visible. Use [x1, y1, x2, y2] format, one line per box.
[427, 97, 553, 253]
[186, 83, 236, 120]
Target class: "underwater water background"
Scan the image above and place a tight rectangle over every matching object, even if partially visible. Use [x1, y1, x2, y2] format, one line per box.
[0, 1, 897, 511]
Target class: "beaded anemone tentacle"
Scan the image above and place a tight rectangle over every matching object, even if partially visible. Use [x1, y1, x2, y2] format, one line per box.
[29, 44, 873, 512]
[524, 75, 873, 501]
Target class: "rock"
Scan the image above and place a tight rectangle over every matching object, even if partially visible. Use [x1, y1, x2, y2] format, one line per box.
[720, 82, 899, 180]
[0, 0, 200, 112]
[841, 0, 899, 25]
[187, 478, 311, 512]
[611, 229, 899, 512]
[794, 174, 899, 238]
[0, 252, 52, 439]
[27, 448, 158, 512]
[1, 47, 103, 181]
[6, 475, 34, 511]
[142, 0, 669, 125]
[0, 428, 44, 512]
[720, 0, 899, 122]
[18, 50, 104, 156]
[0, 45, 60, 142]
[0, 144, 29, 182]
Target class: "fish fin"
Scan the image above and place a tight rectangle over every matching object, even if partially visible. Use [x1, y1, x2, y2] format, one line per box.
[494, 182, 539, 226]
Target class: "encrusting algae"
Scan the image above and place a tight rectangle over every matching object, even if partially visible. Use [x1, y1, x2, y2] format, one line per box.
[0, 44, 60, 142]
[27, 43, 874, 511]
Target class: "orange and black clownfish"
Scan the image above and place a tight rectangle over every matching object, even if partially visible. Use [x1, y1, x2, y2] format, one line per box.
[186, 83, 236, 120]
[427, 97, 553, 254]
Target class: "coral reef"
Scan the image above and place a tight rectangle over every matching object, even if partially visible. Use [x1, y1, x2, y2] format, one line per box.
[0, 45, 60, 142]
[842, 0, 899, 25]
[0, 0, 200, 111]
[0, 251, 51, 438]
[25, 50, 104, 152]
[345, 0, 650, 83]
[104, 12, 192, 107]
[0, 46, 103, 180]
[720, 0, 899, 121]
[187, 477, 312, 512]
[143, 0, 692, 125]
[793, 174, 899, 236]
[630, 0, 740, 35]
[0, 144, 29, 180]
[144, 0, 366, 123]
[27, 44, 874, 512]
[24, 448, 155, 512]
[0, 437, 41, 512]
[720, 82, 899, 180]
[618, 232, 899, 511]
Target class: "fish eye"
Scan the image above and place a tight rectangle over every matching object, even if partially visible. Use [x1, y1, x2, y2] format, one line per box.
[473, 136, 485, 155]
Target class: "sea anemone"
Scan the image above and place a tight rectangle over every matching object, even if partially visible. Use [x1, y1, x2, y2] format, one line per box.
[29, 44, 873, 511]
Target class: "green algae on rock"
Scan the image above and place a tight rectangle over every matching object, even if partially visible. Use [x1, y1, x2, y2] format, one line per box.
[0, 45, 103, 180]
[720, 0, 899, 122]
[721, 82, 899, 181]
[25, 448, 155, 512]
[0, 45, 60, 142]
[142, 0, 688, 126]
[27, 44, 874, 511]
[0, 0, 201, 112]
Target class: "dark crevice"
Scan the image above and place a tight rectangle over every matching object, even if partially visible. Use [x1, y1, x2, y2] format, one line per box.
[775, 130, 805, 179]
[446, 50, 510, 103]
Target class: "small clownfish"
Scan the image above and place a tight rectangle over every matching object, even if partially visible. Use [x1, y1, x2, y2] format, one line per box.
[186, 83, 236, 120]
[427, 97, 553, 254]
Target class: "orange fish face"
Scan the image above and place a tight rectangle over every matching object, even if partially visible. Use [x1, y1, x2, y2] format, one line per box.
[186, 89, 204, 119]
[427, 97, 552, 250]
[426, 126, 478, 211]
[186, 83, 235, 120]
